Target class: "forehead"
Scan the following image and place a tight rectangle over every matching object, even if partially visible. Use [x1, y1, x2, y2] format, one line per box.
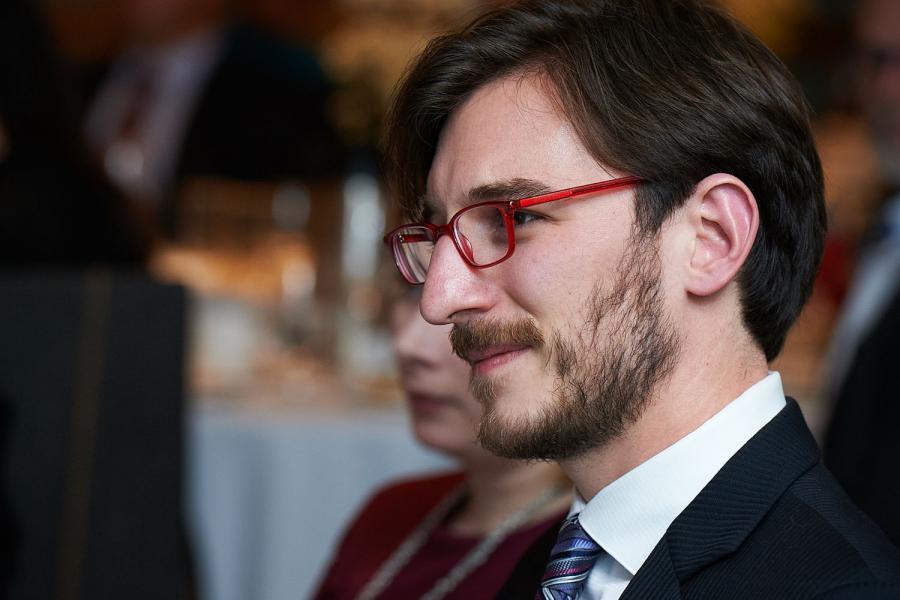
[425, 74, 607, 217]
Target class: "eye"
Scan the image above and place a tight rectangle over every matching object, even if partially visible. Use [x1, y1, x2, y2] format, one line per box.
[511, 210, 543, 227]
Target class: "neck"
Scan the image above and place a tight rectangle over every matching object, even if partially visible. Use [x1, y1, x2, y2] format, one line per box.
[561, 331, 768, 502]
[448, 454, 569, 537]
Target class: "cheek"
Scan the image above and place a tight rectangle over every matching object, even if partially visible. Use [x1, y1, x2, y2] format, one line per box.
[501, 226, 629, 323]
[419, 401, 481, 450]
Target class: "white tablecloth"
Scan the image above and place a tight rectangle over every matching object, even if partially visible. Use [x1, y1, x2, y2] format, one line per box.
[186, 405, 453, 600]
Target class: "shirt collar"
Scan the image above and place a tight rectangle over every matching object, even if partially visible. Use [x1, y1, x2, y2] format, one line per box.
[571, 372, 786, 575]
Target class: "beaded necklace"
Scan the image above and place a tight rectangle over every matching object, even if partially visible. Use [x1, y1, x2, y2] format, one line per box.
[354, 484, 567, 600]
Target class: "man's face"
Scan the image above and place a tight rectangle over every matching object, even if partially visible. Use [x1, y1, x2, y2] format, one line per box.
[420, 74, 680, 460]
[858, 0, 900, 184]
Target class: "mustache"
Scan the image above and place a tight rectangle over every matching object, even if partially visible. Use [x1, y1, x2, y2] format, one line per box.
[450, 318, 545, 364]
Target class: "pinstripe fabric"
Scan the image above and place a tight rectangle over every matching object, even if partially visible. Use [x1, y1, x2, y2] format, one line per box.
[536, 515, 602, 599]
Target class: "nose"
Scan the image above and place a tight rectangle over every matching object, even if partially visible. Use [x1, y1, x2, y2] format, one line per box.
[420, 235, 495, 325]
[392, 300, 432, 367]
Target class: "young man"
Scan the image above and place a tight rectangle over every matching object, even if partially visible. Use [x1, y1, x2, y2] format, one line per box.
[383, 0, 900, 598]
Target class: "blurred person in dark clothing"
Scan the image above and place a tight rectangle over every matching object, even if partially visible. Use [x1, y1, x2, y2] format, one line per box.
[0, 0, 149, 268]
[822, 0, 900, 548]
[81, 0, 346, 235]
[1, 6, 193, 599]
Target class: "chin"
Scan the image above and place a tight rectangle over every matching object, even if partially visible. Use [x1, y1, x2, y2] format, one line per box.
[411, 423, 470, 458]
[475, 387, 569, 461]
[474, 376, 546, 423]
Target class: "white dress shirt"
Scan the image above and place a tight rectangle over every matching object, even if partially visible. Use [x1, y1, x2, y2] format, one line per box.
[570, 372, 787, 599]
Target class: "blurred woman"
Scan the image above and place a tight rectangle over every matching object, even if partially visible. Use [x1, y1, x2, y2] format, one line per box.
[313, 288, 570, 600]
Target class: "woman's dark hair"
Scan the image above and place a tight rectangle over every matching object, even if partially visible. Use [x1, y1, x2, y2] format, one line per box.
[382, 0, 826, 360]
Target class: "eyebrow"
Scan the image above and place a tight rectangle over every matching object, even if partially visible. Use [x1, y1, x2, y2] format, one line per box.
[468, 178, 552, 202]
[421, 178, 552, 222]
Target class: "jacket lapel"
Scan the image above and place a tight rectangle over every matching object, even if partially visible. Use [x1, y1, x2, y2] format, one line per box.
[619, 538, 681, 600]
[623, 399, 820, 598]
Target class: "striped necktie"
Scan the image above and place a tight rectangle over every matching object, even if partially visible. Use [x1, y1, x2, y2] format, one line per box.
[536, 514, 603, 600]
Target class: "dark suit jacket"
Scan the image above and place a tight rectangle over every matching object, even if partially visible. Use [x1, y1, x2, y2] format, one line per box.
[160, 25, 347, 235]
[825, 286, 900, 549]
[173, 25, 346, 186]
[0, 271, 194, 600]
[77, 25, 347, 236]
[498, 399, 900, 599]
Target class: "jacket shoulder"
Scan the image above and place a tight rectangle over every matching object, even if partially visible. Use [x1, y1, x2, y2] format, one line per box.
[785, 464, 900, 586]
[683, 463, 900, 599]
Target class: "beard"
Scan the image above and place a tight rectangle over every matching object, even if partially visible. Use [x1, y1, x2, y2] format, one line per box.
[450, 233, 680, 461]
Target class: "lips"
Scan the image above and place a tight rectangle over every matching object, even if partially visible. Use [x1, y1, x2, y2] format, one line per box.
[465, 344, 530, 376]
[406, 392, 453, 415]
[450, 318, 544, 376]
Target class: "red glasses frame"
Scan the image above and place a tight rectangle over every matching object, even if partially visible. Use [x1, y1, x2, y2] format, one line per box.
[384, 175, 644, 284]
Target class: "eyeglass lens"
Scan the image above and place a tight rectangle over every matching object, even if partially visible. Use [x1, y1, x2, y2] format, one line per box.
[456, 204, 510, 265]
[393, 204, 512, 283]
[394, 226, 434, 283]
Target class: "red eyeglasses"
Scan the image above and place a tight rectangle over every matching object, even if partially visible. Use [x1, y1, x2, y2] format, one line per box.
[384, 175, 643, 284]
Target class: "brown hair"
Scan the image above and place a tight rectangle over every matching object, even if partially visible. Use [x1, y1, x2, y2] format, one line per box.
[382, 0, 826, 360]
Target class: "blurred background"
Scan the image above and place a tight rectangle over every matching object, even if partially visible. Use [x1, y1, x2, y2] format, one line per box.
[0, 0, 896, 599]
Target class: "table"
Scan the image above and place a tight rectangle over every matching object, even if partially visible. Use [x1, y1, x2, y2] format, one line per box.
[186, 404, 453, 600]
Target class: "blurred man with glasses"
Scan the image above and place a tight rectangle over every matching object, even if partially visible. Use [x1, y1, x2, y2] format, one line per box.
[382, 1, 900, 598]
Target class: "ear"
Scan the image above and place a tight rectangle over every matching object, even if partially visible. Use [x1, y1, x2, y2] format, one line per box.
[683, 174, 759, 297]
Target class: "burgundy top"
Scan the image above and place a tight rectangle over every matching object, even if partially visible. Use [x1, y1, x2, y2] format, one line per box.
[313, 471, 566, 600]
